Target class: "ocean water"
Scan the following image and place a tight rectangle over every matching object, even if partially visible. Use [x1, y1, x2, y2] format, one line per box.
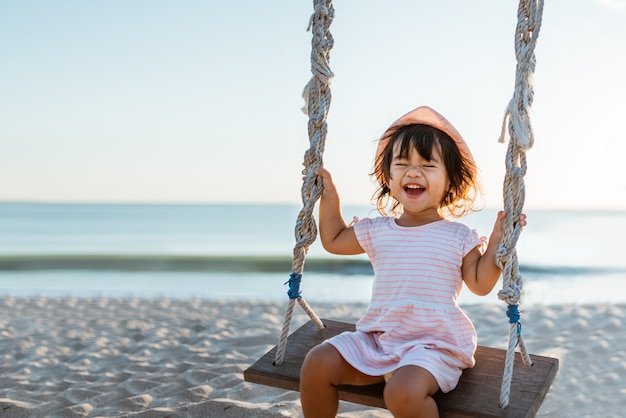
[0, 202, 624, 306]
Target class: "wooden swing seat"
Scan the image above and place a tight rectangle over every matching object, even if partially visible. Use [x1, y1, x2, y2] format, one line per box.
[244, 319, 558, 418]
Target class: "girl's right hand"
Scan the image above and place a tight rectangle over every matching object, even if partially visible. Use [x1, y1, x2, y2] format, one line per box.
[301, 164, 324, 181]
[491, 211, 527, 242]
[315, 168, 336, 194]
[302, 166, 331, 184]
[302, 166, 337, 196]
[314, 167, 331, 181]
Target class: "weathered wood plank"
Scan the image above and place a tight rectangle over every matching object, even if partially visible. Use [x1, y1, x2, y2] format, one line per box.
[244, 319, 559, 418]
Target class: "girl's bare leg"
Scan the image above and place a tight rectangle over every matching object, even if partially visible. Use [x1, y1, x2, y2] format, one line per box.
[383, 365, 440, 418]
[300, 343, 383, 418]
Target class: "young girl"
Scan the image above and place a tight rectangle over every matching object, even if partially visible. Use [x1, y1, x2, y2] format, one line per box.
[299, 106, 526, 418]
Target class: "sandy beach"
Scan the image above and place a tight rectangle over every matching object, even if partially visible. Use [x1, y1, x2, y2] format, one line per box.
[0, 297, 624, 418]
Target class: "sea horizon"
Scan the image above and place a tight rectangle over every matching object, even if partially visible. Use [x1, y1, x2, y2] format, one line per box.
[0, 201, 624, 306]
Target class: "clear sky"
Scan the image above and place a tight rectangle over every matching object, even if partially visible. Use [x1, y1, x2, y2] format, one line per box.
[1, 1, 625, 210]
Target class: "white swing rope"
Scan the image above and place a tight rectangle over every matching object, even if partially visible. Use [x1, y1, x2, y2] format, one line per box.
[496, 0, 544, 409]
[275, 0, 334, 366]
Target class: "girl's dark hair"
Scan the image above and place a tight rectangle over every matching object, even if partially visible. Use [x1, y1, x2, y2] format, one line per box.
[371, 124, 481, 217]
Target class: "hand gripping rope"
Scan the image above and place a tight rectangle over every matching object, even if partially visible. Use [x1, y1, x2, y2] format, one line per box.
[275, 0, 334, 366]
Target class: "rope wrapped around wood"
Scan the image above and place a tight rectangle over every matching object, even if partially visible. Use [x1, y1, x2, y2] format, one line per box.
[275, 0, 335, 366]
[496, 0, 544, 409]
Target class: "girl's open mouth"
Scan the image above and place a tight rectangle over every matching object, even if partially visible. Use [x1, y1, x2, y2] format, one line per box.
[404, 185, 424, 197]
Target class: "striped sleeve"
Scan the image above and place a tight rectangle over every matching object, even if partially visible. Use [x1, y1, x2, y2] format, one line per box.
[462, 226, 485, 256]
[353, 217, 375, 254]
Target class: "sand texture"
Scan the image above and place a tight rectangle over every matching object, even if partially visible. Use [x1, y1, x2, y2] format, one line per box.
[0, 297, 624, 417]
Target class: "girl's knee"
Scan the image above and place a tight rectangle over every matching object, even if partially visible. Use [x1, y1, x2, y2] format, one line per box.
[301, 343, 341, 382]
[303, 343, 336, 367]
[384, 386, 438, 417]
[384, 383, 423, 410]
[383, 367, 440, 416]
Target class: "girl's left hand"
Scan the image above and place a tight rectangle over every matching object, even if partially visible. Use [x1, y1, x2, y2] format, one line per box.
[519, 213, 527, 228]
[493, 211, 527, 239]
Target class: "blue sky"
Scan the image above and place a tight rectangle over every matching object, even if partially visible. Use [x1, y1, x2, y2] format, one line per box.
[1, 1, 625, 209]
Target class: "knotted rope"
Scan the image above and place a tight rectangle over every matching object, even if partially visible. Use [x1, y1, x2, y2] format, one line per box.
[275, 0, 334, 366]
[496, 0, 544, 408]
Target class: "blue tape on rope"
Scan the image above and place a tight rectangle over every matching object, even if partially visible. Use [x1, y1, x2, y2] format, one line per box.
[285, 273, 303, 299]
[506, 304, 523, 347]
[506, 304, 520, 323]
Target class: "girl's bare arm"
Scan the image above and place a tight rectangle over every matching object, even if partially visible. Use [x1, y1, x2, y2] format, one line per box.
[462, 211, 526, 296]
[315, 168, 364, 255]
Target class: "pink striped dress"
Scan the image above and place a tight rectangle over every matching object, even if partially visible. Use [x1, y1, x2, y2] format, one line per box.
[327, 216, 484, 393]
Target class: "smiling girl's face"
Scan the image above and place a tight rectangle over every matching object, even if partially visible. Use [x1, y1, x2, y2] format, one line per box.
[374, 123, 479, 219]
[388, 141, 450, 226]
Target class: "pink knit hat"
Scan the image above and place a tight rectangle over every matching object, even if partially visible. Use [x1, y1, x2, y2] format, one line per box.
[375, 106, 475, 184]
